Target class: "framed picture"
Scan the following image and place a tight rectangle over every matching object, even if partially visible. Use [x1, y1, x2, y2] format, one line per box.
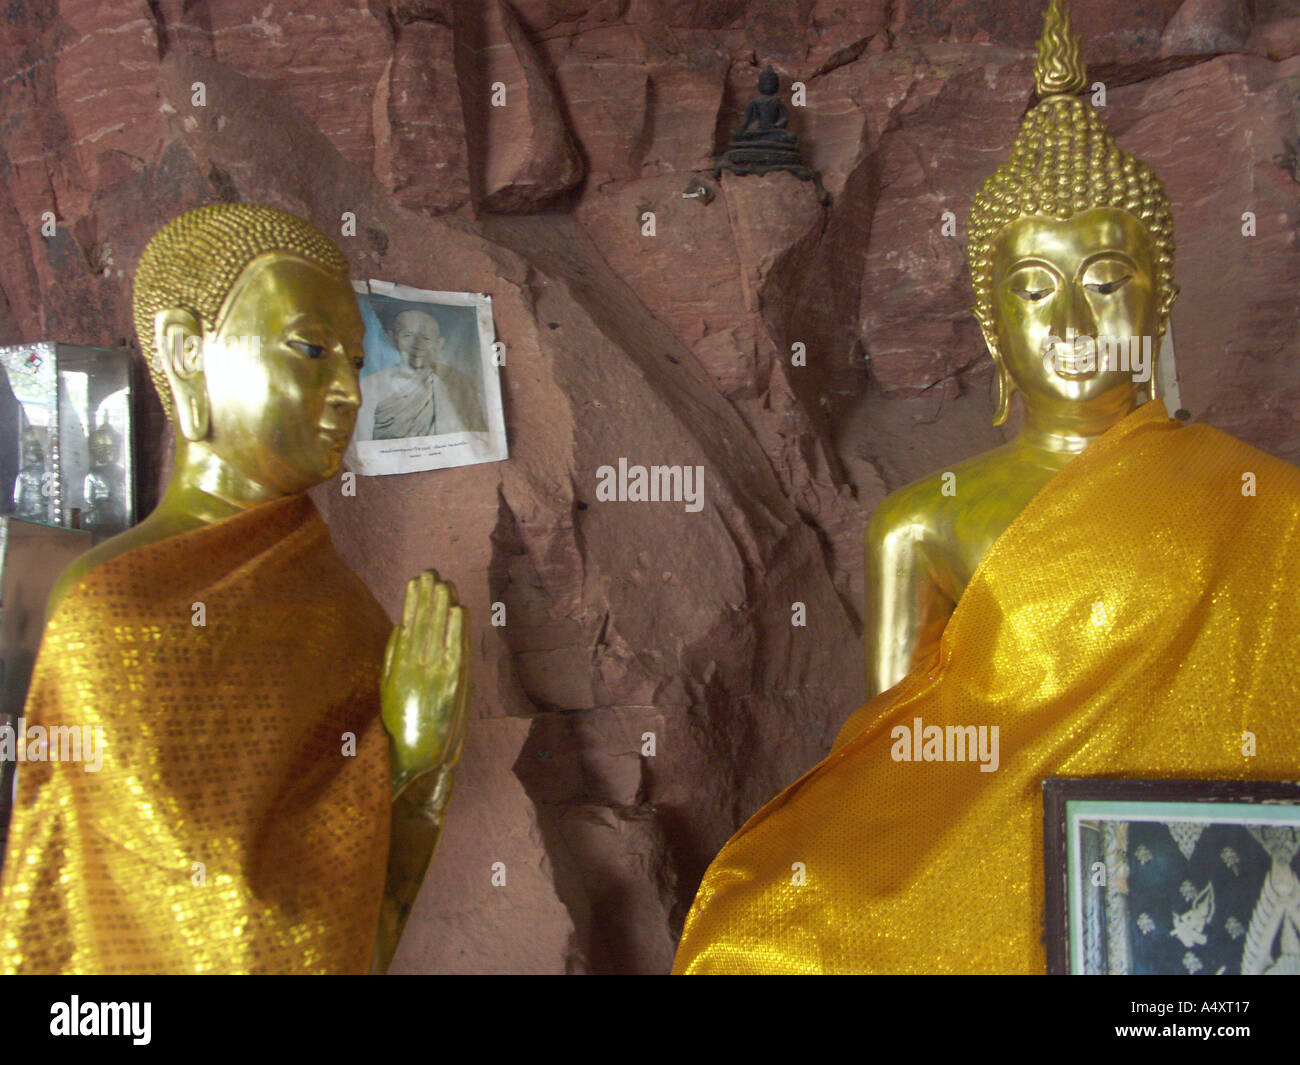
[1043, 777, 1300, 975]
[345, 280, 507, 477]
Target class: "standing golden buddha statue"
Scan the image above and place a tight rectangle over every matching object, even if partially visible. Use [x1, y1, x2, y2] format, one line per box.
[0, 204, 470, 974]
[674, 0, 1300, 974]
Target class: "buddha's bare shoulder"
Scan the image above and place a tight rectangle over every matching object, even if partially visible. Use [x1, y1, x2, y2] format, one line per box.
[866, 444, 1021, 547]
[865, 471, 945, 554]
[867, 440, 1072, 607]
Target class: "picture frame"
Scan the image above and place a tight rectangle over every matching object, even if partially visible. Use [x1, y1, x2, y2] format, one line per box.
[345, 280, 507, 477]
[1043, 777, 1300, 975]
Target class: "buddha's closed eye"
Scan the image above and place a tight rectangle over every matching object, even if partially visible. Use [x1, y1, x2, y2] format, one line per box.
[1007, 266, 1056, 303]
[1084, 275, 1131, 295]
[288, 340, 326, 359]
[1015, 286, 1053, 302]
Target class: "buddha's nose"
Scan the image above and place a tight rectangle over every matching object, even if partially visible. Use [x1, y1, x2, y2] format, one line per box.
[329, 361, 362, 411]
[1057, 281, 1097, 339]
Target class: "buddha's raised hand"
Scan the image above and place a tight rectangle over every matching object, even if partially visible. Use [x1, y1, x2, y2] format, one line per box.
[380, 570, 471, 798]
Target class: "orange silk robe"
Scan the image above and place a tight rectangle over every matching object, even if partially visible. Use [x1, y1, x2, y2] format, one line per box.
[0, 493, 392, 974]
[675, 401, 1300, 974]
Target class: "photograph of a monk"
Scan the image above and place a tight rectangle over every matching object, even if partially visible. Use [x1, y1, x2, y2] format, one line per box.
[354, 300, 486, 441]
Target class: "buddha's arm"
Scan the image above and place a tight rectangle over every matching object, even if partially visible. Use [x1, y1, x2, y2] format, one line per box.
[735, 100, 761, 134]
[864, 502, 955, 699]
[372, 766, 455, 973]
[372, 571, 471, 973]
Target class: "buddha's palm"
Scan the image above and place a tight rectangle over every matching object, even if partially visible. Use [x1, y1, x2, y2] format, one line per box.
[380, 570, 470, 800]
[372, 571, 469, 971]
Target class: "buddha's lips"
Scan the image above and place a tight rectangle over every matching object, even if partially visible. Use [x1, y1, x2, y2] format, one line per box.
[318, 425, 353, 447]
[1055, 357, 1096, 379]
[1048, 342, 1098, 379]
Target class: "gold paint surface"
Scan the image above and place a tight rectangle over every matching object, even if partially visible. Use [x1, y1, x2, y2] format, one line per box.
[969, 0, 1176, 380]
[867, 207, 1163, 696]
[0, 493, 392, 974]
[676, 402, 1300, 973]
[1034, 0, 1086, 97]
[869, 0, 1178, 698]
[23, 203, 470, 970]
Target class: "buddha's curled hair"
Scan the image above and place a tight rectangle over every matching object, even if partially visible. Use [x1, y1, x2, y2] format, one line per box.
[133, 203, 350, 421]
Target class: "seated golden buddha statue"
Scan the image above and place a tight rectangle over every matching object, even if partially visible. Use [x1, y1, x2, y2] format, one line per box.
[674, 0, 1300, 974]
[0, 203, 470, 974]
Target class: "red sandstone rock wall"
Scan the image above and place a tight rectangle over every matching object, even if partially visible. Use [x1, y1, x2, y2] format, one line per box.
[0, 0, 1295, 973]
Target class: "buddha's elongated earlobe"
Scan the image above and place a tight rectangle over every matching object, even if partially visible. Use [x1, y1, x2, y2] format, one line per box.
[1151, 284, 1180, 404]
[977, 309, 1015, 427]
[155, 309, 210, 442]
[992, 357, 1013, 427]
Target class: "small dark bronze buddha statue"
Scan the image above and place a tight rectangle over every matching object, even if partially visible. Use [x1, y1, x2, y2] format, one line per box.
[715, 66, 829, 204]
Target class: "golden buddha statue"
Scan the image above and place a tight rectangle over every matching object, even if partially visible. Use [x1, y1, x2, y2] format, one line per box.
[864, 0, 1177, 698]
[674, 0, 1300, 974]
[0, 203, 470, 974]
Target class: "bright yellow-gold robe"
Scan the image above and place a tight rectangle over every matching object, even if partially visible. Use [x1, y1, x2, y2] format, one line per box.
[674, 401, 1300, 974]
[0, 493, 392, 974]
